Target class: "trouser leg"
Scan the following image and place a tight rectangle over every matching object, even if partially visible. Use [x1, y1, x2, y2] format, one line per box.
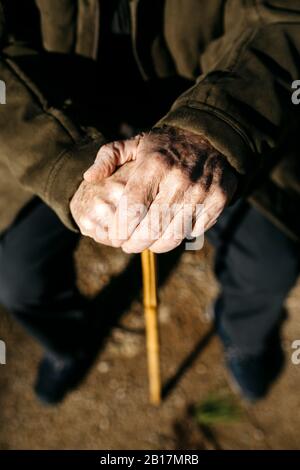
[207, 201, 300, 355]
[0, 198, 91, 358]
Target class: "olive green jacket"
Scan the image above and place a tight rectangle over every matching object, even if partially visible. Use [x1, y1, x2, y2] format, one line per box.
[0, 0, 300, 239]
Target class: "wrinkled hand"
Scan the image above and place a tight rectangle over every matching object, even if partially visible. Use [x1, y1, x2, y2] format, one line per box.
[70, 126, 238, 253]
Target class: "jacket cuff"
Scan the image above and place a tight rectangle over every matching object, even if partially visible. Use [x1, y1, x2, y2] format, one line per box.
[45, 137, 105, 231]
[157, 105, 259, 180]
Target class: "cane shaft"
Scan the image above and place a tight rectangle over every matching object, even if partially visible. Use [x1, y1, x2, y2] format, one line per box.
[141, 250, 161, 405]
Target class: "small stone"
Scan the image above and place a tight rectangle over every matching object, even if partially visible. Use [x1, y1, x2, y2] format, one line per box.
[112, 328, 125, 341]
[159, 305, 171, 324]
[115, 388, 126, 400]
[253, 429, 265, 441]
[97, 361, 110, 374]
[109, 328, 142, 358]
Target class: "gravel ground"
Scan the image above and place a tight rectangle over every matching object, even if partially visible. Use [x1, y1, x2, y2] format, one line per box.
[1, 231, 300, 450]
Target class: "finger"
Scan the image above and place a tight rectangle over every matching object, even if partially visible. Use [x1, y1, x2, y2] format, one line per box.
[149, 206, 188, 253]
[84, 136, 140, 183]
[93, 199, 117, 243]
[121, 200, 181, 253]
[80, 197, 117, 245]
[109, 163, 162, 247]
[121, 176, 186, 253]
[188, 154, 229, 237]
[151, 187, 225, 252]
[77, 215, 97, 239]
[78, 214, 111, 245]
[149, 186, 200, 253]
[191, 185, 227, 238]
[149, 165, 227, 252]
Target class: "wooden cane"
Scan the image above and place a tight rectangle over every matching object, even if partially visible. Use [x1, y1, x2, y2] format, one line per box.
[141, 249, 161, 405]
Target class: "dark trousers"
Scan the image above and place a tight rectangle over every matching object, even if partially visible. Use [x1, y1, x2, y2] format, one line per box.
[0, 198, 87, 357]
[0, 196, 299, 359]
[208, 201, 300, 355]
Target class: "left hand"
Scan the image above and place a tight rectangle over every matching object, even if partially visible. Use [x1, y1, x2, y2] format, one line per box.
[72, 126, 238, 253]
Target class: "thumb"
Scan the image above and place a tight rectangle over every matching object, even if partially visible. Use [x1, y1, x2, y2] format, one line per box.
[84, 135, 141, 183]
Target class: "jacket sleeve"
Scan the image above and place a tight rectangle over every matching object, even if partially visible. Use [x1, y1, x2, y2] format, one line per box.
[0, 3, 105, 230]
[158, 0, 300, 192]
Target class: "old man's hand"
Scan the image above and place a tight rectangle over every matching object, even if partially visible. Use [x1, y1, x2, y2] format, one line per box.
[70, 126, 238, 253]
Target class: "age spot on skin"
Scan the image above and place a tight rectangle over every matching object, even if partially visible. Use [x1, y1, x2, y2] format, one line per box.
[148, 125, 228, 185]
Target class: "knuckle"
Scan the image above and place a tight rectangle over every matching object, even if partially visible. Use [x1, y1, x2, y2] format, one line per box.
[111, 239, 123, 248]
[96, 142, 117, 161]
[79, 215, 94, 233]
[121, 243, 135, 254]
[99, 142, 113, 153]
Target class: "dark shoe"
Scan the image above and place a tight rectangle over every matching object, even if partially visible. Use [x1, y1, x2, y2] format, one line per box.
[214, 301, 284, 402]
[222, 338, 284, 402]
[34, 351, 94, 405]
